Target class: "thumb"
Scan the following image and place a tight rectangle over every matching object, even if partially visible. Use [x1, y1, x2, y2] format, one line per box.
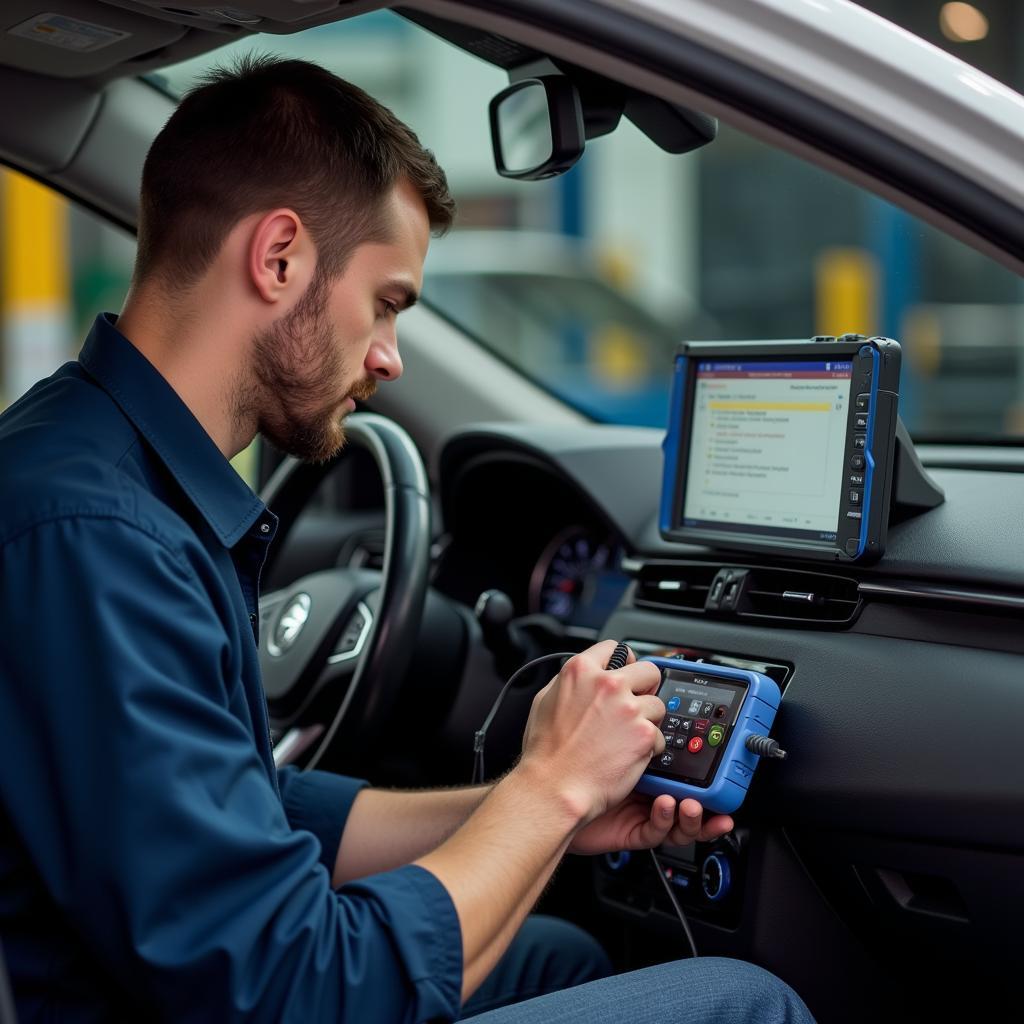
[629, 796, 675, 849]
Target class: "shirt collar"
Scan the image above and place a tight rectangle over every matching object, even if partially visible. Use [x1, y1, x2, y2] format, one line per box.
[79, 313, 267, 548]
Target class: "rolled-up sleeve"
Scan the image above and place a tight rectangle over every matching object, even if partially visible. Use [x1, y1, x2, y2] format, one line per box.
[0, 515, 463, 1023]
[278, 767, 368, 873]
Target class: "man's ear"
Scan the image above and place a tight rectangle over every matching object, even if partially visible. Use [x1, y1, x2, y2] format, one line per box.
[248, 209, 316, 306]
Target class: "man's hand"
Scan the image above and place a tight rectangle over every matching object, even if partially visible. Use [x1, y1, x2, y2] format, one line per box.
[415, 639, 670, 1001]
[568, 793, 734, 856]
[518, 640, 666, 827]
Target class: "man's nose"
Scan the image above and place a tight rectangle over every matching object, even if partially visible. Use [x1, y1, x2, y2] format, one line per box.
[365, 327, 403, 382]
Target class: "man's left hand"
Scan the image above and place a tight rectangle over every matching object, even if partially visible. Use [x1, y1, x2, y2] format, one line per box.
[568, 793, 733, 856]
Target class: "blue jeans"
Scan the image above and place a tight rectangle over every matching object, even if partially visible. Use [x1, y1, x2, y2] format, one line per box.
[461, 916, 814, 1023]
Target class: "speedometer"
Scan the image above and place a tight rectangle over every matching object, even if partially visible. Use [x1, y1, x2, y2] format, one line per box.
[528, 526, 625, 627]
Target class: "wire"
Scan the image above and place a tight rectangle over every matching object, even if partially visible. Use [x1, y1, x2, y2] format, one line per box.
[605, 640, 630, 671]
[472, 641, 699, 956]
[472, 651, 577, 785]
[649, 848, 699, 958]
[471, 641, 635, 783]
[746, 734, 788, 759]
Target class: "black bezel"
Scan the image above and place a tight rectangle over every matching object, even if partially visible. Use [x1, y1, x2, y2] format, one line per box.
[661, 338, 900, 564]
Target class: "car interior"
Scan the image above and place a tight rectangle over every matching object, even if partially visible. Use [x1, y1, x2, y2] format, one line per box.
[1, 1, 1023, 1022]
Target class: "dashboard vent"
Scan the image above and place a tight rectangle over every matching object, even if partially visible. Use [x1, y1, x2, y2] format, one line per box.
[741, 567, 860, 625]
[631, 560, 861, 627]
[633, 561, 722, 613]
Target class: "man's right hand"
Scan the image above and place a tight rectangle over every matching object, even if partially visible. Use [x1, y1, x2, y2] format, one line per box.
[415, 639, 665, 1001]
[516, 640, 665, 828]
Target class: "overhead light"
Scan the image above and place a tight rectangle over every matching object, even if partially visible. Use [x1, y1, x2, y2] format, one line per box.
[939, 2, 989, 42]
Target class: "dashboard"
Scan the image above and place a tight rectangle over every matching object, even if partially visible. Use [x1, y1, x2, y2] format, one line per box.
[432, 448, 632, 630]
[269, 419, 1024, 1022]
[436, 421, 1024, 1022]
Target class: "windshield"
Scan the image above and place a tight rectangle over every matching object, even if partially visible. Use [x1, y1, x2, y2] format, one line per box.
[144, 7, 1022, 441]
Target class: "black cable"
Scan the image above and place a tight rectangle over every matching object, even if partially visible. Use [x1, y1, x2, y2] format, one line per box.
[746, 734, 787, 759]
[605, 640, 630, 671]
[472, 651, 577, 785]
[471, 642, 633, 784]
[471, 640, 703, 956]
[649, 848, 699, 958]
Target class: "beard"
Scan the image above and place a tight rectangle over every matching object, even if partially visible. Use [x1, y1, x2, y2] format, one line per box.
[246, 269, 377, 463]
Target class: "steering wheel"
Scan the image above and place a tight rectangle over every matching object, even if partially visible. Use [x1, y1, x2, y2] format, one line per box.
[256, 413, 431, 771]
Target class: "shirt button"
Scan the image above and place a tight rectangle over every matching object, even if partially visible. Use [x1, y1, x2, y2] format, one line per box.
[249, 613, 257, 623]
[259, 523, 271, 534]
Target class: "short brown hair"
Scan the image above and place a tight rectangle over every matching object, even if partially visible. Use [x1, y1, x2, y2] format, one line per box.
[135, 54, 455, 286]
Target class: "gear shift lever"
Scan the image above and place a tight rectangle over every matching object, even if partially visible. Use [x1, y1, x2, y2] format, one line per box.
[474, 589, 530, 678]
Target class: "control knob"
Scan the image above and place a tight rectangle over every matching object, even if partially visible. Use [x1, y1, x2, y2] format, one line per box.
[700, 850, 732, 902]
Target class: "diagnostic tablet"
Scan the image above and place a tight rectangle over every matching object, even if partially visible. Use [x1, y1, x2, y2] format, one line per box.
[659, 336, 900, 563]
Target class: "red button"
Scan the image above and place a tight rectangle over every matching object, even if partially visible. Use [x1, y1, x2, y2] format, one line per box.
[688, 736, 704, 754]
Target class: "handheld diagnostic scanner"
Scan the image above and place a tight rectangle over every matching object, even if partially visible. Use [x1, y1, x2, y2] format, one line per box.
[635, 656, 783, 814]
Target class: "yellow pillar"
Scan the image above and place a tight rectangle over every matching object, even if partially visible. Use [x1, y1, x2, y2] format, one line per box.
[2, 169, 72, 406]
[815, 247, 878, 339]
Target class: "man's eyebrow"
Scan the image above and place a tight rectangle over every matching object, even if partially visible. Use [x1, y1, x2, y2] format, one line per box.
[384, 280, 419, 310]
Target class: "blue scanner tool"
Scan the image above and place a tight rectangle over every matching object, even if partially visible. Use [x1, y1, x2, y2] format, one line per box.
[634, 657, 782, 815]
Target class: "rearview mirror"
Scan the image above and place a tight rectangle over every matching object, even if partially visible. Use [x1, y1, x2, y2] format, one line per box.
[489, 76, 585, 180]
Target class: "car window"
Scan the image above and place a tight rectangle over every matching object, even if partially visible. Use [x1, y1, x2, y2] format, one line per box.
[0, 170, 259, 485]
[0, 170, 133, 403]
[5, 7, 1020, 444]
[153, 7, 1024, 442]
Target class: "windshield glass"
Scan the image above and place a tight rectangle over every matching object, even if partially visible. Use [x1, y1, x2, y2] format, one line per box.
[148, 7, 1024, 442]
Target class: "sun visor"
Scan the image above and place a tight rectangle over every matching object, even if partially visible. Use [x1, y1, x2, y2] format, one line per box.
[0, 1, 186, 78]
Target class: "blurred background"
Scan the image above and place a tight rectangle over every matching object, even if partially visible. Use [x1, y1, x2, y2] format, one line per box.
[3, 0, 1023, 465]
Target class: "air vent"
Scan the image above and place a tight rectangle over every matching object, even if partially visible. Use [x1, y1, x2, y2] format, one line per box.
[633, 561, 720, 613]
[631, 560, 861, 627]
[742, 567, 860, 625]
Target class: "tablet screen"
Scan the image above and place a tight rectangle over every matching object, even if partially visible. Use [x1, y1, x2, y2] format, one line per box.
[682, 358, 854, 543]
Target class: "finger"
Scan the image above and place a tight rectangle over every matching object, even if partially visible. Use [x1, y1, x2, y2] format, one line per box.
[636, 693, 668, 726]
[666, 798, 705, 846]
[698, 814, 734, 843]
[646, 721, 667, 758]
[614, 660, 663, 696]
[629, 795, 676, 848]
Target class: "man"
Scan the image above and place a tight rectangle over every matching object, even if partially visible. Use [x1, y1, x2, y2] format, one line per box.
[0, 56, 814, 1023]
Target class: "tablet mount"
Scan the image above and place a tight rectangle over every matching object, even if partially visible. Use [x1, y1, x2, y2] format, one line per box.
[890, 417, 945, 525]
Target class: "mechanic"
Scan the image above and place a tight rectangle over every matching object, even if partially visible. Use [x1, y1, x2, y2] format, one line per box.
[0, 56, 814, 1024]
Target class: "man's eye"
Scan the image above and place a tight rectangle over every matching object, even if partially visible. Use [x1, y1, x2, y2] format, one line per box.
[380, 300, 399, 317]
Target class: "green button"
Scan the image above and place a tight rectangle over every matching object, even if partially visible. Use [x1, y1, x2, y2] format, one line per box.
[707, 725, 725, 747]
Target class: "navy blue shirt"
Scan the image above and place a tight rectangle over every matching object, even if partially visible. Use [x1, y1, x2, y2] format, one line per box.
[0, 314, 462, 1022]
